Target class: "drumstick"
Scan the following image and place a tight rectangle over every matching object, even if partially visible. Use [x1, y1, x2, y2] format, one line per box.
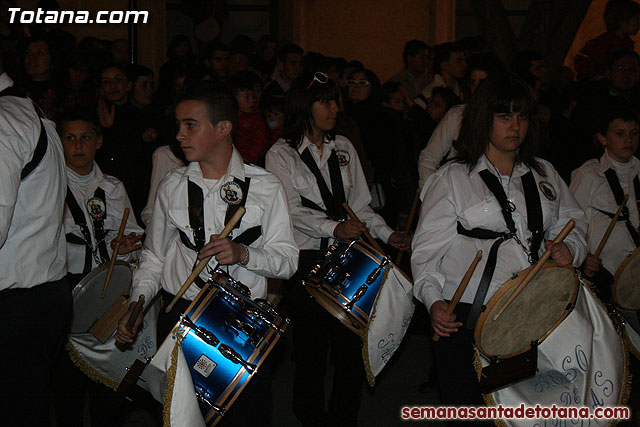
[395, 188, 420, 265]
[492, 219, 575, 321]
[341, 202, 385, 254]
[594, 194, 629, 257]
[165, 207, 246, 313]
[102, 208, 130, 299]
[433, 250, 482, 342]
[125, 295, 145, 331]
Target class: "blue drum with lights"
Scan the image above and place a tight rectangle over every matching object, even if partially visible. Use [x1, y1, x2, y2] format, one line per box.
[176, 269, 288, 426]
[306, 240, 391, 333]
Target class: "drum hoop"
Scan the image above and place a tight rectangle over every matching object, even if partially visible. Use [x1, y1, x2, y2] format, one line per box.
[353, 240, 412, 283]
[72, 260, 132, 298]
[612, 247, 640, 310]
[474, 262, 579, 359]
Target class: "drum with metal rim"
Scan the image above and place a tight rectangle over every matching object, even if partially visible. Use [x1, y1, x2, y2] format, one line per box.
[68, 261, 159, 389]
[475, 262, 579, 359]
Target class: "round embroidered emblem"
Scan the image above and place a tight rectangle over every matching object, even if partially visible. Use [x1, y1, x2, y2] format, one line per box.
[220, 181, 243, 205]
[335, 149, 350, 167]
[539, 181, 557, 201]
[86, 197, 106, 220]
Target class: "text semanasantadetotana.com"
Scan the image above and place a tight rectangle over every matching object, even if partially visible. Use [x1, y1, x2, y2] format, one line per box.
[8, 7, 148, 24]
[401, 404, 630, 420]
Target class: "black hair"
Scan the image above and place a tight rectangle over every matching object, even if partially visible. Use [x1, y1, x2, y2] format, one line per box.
[380, 81, 403, 104]
[604, 0, 640, 31]
[466, 52, 506, 79]
[608, 48, 640, 69]
[430, 86, 462, 110]
[57, 108, 102, 137]
[278, 44, 304, 63]
[347, 67, 381, 104]
[402, 40, 428, 65]
[282, 71, 341, 148]
[202, 42, 230, 62]
[99, 62, 127, 80]
[175, 80, 238, 128]
[455, 73, 544, 175]
[596, 105, 640, 135]
[511, 50, 543, 87]
[229, 70, 262, 94]
[166, 34, 193, 60]
[433, 42, 465, 75]
[126, 64, 153, 86]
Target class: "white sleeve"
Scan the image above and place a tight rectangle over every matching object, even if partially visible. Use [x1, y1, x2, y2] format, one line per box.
[417, 107, 461, 192]
[410, 172, 457, 313]
[242, 182, 299, 280]
[142, 148, 181, 227]
[345, 145, 394, 243]
[266, 147, 340, 239]
[130, 182, 173, 302]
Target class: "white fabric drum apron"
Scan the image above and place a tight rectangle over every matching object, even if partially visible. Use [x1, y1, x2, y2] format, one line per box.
[613, 248, 640, 358]
[67, 261, 160, 389]
[478, 284, 627, 426]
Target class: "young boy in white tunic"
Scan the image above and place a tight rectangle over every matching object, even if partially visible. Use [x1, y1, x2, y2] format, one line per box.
[570, 106, 640, 300]
[59, 110, 143, 284]
[116, 81, 298, 426]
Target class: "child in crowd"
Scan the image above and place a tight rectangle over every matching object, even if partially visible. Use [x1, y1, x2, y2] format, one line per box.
[230, 71, 270, 165]
[570, 106, 640, 301]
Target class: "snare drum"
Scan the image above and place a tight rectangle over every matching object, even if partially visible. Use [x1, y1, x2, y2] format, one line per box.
[67, 261, 160, 389]
[612, 248, 640, 359]
[306, 240, 394, 333]
[123, 269, 288, 426]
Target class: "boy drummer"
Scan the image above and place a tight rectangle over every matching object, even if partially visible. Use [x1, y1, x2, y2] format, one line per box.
[116, 81, 298, 425]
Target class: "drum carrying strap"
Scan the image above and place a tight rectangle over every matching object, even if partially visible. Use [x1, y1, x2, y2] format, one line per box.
[65, 187, 110, 274]
[458, 169, 543, 329]
[298, 147, 348, 251]
[603, 169, 640, 247]
[178, 178, 262, 287]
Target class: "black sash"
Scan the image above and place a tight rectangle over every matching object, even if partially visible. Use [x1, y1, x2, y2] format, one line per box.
[178, 177, 262, 287]
[65, 186, 110, 274]
[603, 168, 640, 247]
[457, 169, 543, 329]
[298, 147, 348, 251]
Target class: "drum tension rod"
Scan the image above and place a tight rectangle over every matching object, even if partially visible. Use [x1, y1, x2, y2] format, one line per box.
[219, 344, 256, 373]
[180, 314, 220, 347]
[194, 384, 227, 415]
[345, 285, 368, 311]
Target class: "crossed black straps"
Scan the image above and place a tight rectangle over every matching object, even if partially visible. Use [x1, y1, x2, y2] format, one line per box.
[457, 169, 544, 329]
[297, 146, 348, 251]
[178, 177, 262, 288]
[602, 168, 640, 247]
[65, 187, 110, 274]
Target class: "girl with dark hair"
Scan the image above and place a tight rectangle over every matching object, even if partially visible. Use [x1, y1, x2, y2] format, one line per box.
[411, 73, 588, 412]
[266, 72, 409, 426]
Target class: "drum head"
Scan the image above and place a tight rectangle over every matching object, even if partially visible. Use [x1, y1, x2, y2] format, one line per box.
[614, 248, 640, 310]
[70, 261, 132, 334]
[475, 263, 578, 359]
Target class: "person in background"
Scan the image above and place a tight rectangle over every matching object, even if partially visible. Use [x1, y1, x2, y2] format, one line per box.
[388, 39, 431, 99]
[230, 71, 270, 166]
[415, 42, 467, 106]
[262, 43, 304, 103]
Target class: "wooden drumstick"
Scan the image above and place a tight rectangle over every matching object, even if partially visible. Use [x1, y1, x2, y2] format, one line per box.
[395, 188, 420, 265]
[594, 194, 629, 257]
[341, 202, 385, 254]
[102, 208, 130, 299]
[125, 295, 145, 331]
[433, 250, 483, 342]
[493, 219, 575, 321]
[165, 207, 246, 313]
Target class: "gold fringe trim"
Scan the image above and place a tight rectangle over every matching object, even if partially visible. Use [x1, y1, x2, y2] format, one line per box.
[361, 266, 391, 387]
[162, 340, 180, 427]
[66, 339, 120, 390]
[623, 328, 640, 360]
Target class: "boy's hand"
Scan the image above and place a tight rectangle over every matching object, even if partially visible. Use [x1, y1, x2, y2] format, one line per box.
[198, 234, 247, 265]
[111, 232, 143, 254]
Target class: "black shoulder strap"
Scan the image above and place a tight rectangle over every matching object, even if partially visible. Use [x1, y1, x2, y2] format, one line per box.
[604, 168, 640, 247]
[521, 171, 544, 262]
[65, 187, 93, 274]
[298, 147, 347, 221]
[224, 177, 251, 231]
[92, 187, 110, 264]
[20, 117, 48, 181]
[478, 169, 516, 233]
[178, 178, 206, 252]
